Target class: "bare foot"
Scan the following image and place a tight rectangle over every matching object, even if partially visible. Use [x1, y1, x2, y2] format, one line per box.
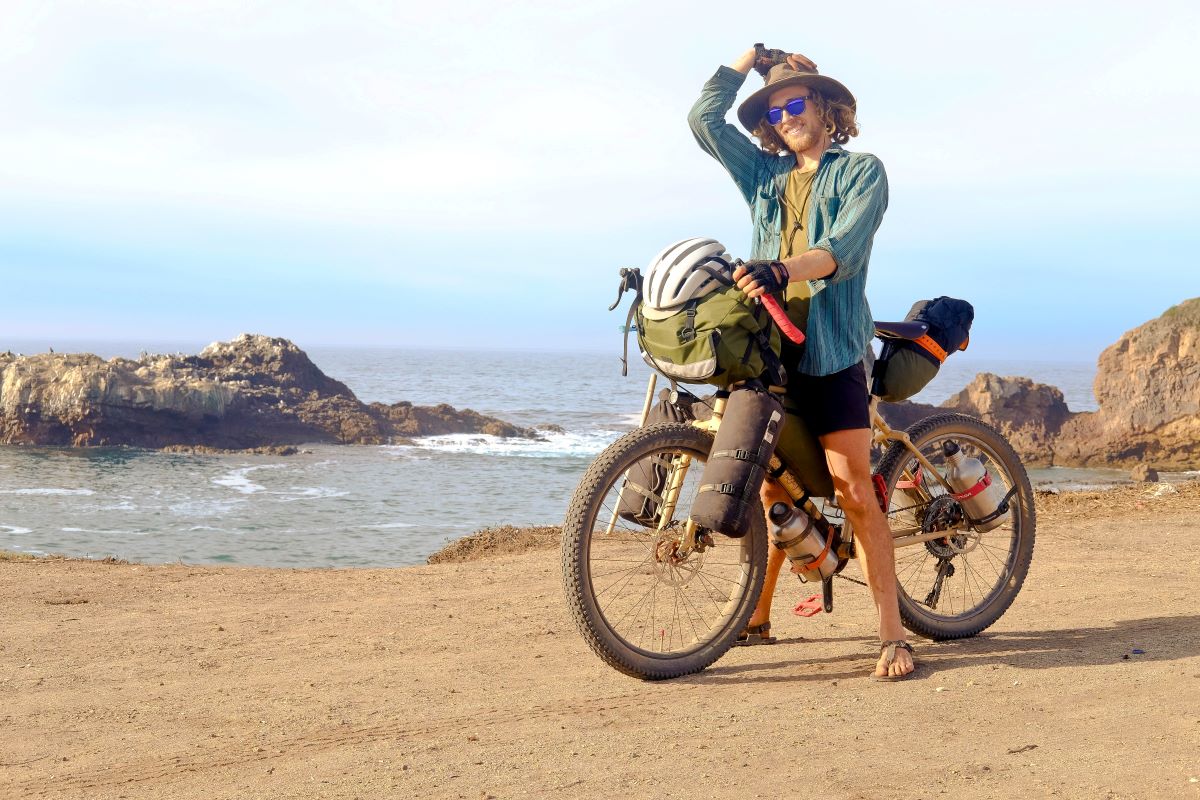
[873, 640, 915, 680]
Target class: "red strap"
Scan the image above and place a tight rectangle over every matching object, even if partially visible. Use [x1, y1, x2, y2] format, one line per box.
[896, 466, 923, 490]
[952, 472, 992, 500]
[790, 531, 833, 578]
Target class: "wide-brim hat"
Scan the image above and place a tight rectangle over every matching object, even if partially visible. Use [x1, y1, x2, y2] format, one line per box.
[736, 63, 856, 133]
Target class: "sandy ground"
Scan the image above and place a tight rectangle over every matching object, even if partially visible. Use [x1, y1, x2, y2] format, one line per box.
[2, 484, 1199, 800]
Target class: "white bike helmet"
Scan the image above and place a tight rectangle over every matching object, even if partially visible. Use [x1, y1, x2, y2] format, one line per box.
[642, 237, 734, 320]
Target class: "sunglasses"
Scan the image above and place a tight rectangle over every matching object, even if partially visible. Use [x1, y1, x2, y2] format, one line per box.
[765, 96, 810, 126]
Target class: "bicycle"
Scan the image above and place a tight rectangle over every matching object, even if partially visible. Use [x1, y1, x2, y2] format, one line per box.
[561, 319, 1036, 680]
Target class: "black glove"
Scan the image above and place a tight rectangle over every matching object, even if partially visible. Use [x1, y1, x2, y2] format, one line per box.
[742, 259, 789, 294]
[753, 43, 791, 77]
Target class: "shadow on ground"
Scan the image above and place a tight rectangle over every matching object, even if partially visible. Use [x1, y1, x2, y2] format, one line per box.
[687, 614, 1200, 684]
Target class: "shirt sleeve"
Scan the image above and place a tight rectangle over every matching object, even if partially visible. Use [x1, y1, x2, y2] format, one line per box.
[809, 155, 889, 285]
[686, 66, 770, 207]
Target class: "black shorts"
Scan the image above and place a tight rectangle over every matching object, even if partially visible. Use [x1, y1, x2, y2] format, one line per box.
[784, 362, 870, 437]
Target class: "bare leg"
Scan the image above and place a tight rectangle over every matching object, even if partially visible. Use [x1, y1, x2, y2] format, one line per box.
[820, 427, 915, 679]
[748, 478, 790, 627]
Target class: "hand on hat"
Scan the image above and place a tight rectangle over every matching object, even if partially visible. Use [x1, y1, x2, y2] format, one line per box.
[750, 44, 818, 76]
[785, 52, 817, 72]
[733, 46, 818, 78]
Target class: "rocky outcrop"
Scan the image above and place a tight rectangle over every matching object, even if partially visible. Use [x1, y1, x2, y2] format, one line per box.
[941, 374, 1073, 465]
[0, 334, 536, 449]
[369, 402, 530, 439]
[1054, 298, 1200, 469]
[876, 375, 1069, 465]
[877, 399, 940, 432]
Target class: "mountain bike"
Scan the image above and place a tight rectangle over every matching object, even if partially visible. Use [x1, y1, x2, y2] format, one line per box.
[561, 319, 1036, 680]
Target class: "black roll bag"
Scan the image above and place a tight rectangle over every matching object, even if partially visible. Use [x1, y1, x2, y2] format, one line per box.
[690, 385, 784, 537]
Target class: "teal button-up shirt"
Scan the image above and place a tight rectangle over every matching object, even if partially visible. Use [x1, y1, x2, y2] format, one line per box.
[688, 66, 888, 377]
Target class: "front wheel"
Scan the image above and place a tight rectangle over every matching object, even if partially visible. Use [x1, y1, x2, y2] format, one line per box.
[561, 423, 767, 680]
[875, 413, 1036, 640]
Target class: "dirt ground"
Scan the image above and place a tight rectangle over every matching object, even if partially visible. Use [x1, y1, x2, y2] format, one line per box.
[2, 483, 1198, 799]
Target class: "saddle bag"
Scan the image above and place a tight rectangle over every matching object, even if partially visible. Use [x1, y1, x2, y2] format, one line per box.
[616, 389, 699, 527]
[875, 296, 974, 402]
[690, 385, 784, 538]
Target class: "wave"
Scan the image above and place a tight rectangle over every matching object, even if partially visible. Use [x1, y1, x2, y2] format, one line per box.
[357, 521, 416, 529]
[0, 524, 33, 534]
[0, 488, 96, 496]
[62, 527, 148, 536]
[168, 498, 248, 516]
[211, 464, 289, 495]
[79, 499, 139, 512]
[275, 487, 350, 502]
[402, 429, 623, 459]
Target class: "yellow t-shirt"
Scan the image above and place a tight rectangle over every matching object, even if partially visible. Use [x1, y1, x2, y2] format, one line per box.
[778, 166, 817, 336]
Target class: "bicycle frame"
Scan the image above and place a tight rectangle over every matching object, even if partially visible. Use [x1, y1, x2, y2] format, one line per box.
[617, 372, 973, 554]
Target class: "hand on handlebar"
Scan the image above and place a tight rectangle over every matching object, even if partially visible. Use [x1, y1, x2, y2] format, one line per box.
[733, 259, 789, 298]
[732, 260, 805, 345]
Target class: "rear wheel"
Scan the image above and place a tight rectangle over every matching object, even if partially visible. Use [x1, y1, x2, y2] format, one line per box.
[875, 413, 1035, 640]
[561, 423, 767, 679]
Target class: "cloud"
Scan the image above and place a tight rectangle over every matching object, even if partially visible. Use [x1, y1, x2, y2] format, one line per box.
[0, 0, 1197, 351]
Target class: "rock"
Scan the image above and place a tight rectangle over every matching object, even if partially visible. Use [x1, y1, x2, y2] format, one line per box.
[940, 374, 1073, 466]
[1056, 298, 1200, 469]
[0, 335, 537, 449]
[874, 375, 1071, 466]
[1131, 464, 1159, 482]
[877, 399, 941, 432]
[426, 525, 561, 564]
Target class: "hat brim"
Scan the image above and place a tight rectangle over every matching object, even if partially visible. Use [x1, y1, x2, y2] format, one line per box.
[736, 74, 856, 133]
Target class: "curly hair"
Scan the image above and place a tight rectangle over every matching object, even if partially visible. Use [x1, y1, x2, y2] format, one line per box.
[752, 90, 860, 154]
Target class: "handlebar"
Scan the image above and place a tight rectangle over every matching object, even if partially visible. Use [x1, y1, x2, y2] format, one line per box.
[760, 295, 805, 345]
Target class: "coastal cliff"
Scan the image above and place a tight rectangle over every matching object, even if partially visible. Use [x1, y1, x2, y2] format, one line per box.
[1053, 298, 1200, 469]
[0, 334, 536, 449]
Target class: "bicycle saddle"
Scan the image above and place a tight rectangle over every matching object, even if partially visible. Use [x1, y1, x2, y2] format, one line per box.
[874, 320, 929, 341]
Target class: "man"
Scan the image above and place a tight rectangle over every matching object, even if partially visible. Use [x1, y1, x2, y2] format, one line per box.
[687, 45, 915, 680]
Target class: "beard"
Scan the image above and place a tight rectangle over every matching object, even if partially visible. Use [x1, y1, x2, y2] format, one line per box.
[778, 124, 821, 154]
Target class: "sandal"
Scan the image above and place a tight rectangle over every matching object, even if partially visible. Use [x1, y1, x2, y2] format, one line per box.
[732, 621, 777, 647]
[870, 640, 916, 682]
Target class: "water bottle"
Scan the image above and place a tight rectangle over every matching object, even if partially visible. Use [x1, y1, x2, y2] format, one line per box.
[768, 502, 837, 583]
[941, 441, 1009, 532]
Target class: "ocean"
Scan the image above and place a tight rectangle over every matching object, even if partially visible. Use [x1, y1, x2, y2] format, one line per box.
[0, 343, 1180, 567]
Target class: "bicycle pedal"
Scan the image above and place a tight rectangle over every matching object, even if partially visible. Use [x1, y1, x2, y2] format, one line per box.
[793, 595, 823, 617]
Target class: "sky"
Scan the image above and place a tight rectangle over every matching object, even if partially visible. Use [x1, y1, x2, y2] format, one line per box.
[2, 0, 1198, 361]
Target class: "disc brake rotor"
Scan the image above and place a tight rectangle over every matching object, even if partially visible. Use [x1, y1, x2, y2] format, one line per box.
[652, 531, 708, 587]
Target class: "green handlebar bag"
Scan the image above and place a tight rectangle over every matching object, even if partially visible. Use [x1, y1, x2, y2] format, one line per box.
[636, 284, 785, 387]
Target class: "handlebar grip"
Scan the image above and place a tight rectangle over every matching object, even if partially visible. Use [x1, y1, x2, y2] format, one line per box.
[760, 295, 805, 345]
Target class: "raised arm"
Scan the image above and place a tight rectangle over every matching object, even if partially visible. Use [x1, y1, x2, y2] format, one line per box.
[686, 47, 770, 206]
